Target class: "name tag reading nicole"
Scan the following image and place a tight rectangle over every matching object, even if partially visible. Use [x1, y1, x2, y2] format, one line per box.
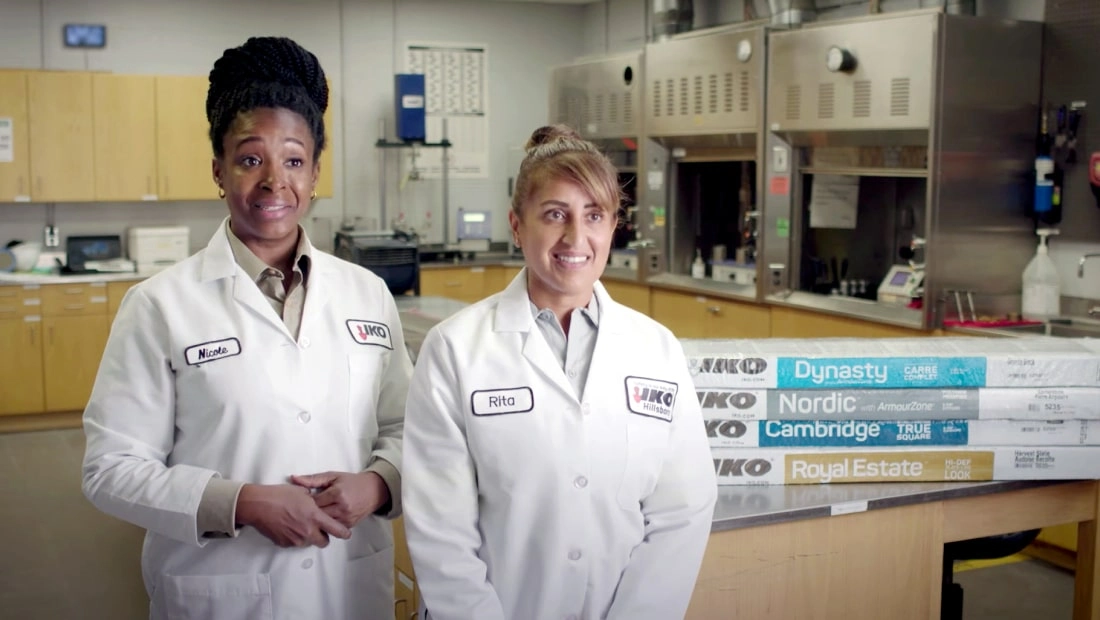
[184, 338, 242, 366]
[471, 387, 534, 416]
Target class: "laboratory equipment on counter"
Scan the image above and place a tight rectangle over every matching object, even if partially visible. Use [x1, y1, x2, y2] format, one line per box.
[1021, 228, 1060, 320]
[395, 74, 426, 142]
[128, 226, 190, 273]
[455, 209, 491, 253]
[334, 230, 420, 295]
[877, 264, 924, 306]
[711, 260, 756, 286]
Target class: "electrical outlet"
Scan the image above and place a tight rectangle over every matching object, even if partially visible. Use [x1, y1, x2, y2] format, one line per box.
[769, 263, 786, 287]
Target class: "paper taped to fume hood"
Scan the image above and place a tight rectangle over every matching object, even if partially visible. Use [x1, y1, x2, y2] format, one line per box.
[809, 174, 858, 229]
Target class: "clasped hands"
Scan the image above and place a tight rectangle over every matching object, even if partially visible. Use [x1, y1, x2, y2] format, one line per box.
[236, 471, 389, 548]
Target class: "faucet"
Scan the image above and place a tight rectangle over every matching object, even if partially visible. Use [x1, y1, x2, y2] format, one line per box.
[1078, 253, 1100, 278]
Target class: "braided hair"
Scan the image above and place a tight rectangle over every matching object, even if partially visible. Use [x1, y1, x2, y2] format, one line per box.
[511, 124, 623, 219]
[206, 36, 328, 159]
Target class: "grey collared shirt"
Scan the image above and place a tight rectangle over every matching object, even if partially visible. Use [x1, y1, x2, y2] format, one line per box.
[530, 295, 600, 399]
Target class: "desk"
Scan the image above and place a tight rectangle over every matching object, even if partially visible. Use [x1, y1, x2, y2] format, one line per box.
[688, 480, 1100, 619]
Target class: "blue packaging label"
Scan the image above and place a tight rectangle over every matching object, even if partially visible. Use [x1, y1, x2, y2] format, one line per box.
[775, 357, 988, 389]
[758, 420, 969, 447]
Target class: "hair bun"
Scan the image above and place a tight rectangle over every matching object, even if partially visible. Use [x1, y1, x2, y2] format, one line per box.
[206, 36, 328, 124]
[525, 124, 583, 151]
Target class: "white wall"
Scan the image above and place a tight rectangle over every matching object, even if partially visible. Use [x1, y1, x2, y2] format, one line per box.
[0, 0, 586, 251]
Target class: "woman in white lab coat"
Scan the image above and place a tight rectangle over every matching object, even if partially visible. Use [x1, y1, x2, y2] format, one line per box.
[82, 37, 412, 620]
[402, 125, 718, 620]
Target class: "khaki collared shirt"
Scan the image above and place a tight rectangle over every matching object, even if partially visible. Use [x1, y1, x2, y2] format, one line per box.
[530, 295, 600, 399]
[197, 221, 401, 537]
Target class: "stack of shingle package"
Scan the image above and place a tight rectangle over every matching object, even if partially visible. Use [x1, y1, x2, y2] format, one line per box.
[681, 337, 1100, 485]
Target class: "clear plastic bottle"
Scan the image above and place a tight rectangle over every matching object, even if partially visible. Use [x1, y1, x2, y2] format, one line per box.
[691, 249, 706, 279]
[1021, 228, 1060, 320]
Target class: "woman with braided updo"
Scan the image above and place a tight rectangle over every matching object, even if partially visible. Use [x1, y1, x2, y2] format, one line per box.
[82, 37, 411, 619]
[402, 125, 716, 619]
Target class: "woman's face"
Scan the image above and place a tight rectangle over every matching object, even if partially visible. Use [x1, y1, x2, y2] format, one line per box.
[212, 107, 318, 251]
[509, 176, 616, 310]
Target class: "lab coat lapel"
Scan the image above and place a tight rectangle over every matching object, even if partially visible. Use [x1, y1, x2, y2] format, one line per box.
[200, 220, 294, 341]
[581, 280, 627, 402]
[494, 269, 577, 401]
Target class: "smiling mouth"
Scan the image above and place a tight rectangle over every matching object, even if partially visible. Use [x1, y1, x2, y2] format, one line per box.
[555, 254, 589, 265]
[254, 204, 292, 212]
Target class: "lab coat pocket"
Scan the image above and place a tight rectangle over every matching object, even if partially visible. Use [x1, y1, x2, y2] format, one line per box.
[616, 418, 671, 511]
[163, 572, 273, 620]
[348, 352, 387, 437]
[346, 545, 395, 620]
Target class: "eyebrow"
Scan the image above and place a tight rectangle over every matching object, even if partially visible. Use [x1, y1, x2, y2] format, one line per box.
[538, 199, 601, 210]
[234, 136, 307, 149]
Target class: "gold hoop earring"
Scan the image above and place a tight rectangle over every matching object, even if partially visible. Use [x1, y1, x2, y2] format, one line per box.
[217, 188, 225, 199]
[311, 190, 317, 200]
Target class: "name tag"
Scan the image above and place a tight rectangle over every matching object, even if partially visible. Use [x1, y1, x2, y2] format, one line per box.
[185, 338, 242, 366]
[346, 320, 393, 349]
[625, 376, 678, 422]
[471, 387, 534, 416]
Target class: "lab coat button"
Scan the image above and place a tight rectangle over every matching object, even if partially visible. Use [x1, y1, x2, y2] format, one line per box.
[300, 337, 311, 349]
[573, 476, 588, 489]
[581, 402, 591, 416]
[297, 411, 311, 424]
[301, 558, 313, 569]
[568, 550, 582, 561]
[568, 369, 578, 378]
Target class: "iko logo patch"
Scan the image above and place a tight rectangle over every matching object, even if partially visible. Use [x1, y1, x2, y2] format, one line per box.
[624, 376, 678, 422]
[184, 338, 241, 366]
[471, 387, 534, 416]
[346, 320, 393, 349]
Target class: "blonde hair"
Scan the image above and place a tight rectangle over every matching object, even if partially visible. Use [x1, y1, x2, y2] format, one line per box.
[510, 125, 624, 219]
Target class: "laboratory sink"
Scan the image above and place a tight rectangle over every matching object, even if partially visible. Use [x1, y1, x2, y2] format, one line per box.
[993, 317, 1100, 338]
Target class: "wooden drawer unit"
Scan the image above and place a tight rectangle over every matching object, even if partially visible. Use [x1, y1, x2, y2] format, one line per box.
[40, 282, 109, 317]
[650, 289, 770, 338]
[770, 306, 925, 338]
[0, 284, 44, 318]
[107, 280, 141, 319]
[600, 279, 651, 316]
[420, 266, 489, 304]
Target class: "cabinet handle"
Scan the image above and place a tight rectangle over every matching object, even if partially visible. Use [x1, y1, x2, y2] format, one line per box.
[48, 326, 53, 345]
[64, 287, 84, 295]
[64, 303, 86, 311]
[706, 306, 721, 315]
[28, 324, 37, 346]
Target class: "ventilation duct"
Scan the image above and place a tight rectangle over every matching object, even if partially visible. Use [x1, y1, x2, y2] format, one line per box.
[652, 0, 694, 41]
[767, 0, 817, 27]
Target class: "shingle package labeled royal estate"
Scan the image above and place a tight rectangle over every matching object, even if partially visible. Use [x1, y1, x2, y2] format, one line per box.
[681, 337, 1100, 485]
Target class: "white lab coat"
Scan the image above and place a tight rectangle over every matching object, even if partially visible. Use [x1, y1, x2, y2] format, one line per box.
[402, 271, 717, 620]
[82, 222, 411, 620]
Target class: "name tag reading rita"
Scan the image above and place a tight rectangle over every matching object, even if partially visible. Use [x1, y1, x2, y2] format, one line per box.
[471, 387, 534, 416]
[184, 338, 242, 366]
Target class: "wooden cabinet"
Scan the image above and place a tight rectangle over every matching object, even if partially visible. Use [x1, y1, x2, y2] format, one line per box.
[393, 516, 419, 619]
[42, 314, 109, 412]
[27, 71, 95, 201]
[155, 75, 219, 201]
[769, 306, 925, 338]
[601, 279, 650, 315]
[0, 285, 45, 416]
[420, 267, 491, 304]
[38, 282, 110, 413]
[316, 99, 335, 198]
[0, 71, 31, 202]
[107, 280, 140, 320]
[650, 289, 771, 338]
[94, 74, 158, 201]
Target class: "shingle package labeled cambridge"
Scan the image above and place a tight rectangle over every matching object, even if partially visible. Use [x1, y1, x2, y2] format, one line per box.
[681, 337, 1100, 485]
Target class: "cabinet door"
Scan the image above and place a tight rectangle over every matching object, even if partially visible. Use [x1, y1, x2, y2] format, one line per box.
[0, 71, 31, 202]
[42, 314, 109, 412]
[155, 75, 219, 201]
[601, 280, 651, 316]
[316, 98, 335, 198]
[650, 290, 712, 338]
[711, 298, 771, 338]
[0, 317, 45, 415]
[107, 280, 140, 320]
[420, 267, 488, 303]
[94, 74, 157, 201]
[769, 306, 924, 338]
[28, 71, 95, 201]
